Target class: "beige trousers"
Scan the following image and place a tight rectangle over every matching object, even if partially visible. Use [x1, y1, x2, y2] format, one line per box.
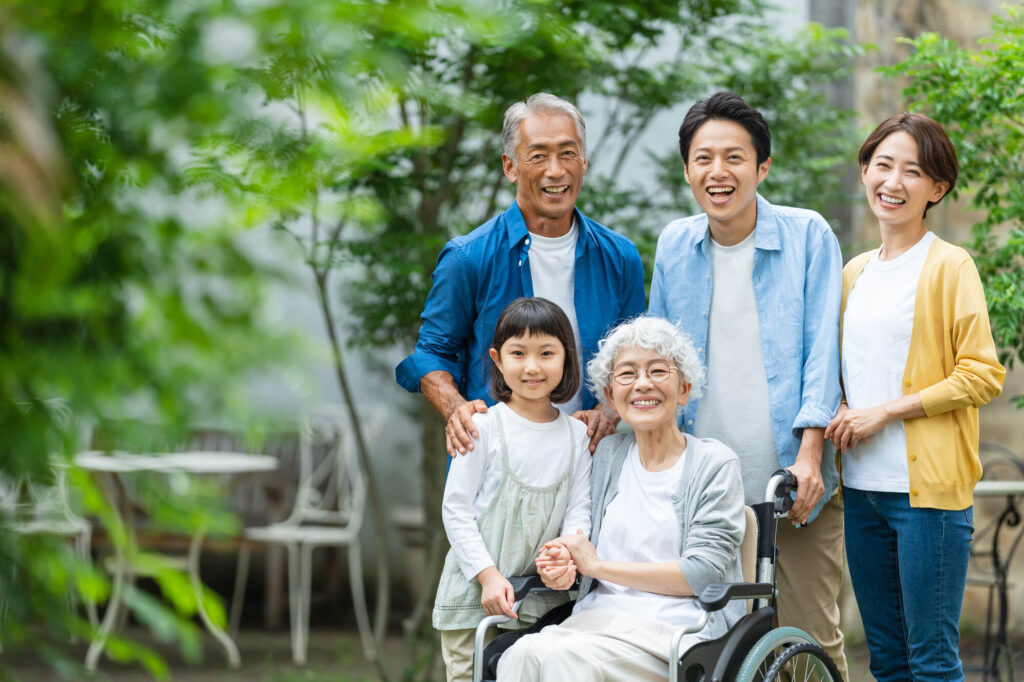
[775, 494, 849, 681]
[441, 627, 498, 682]
[496, 608, 705, 681]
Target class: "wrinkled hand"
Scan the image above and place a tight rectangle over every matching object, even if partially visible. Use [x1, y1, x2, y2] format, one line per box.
[571, 409, 618, 454]
[446, 400, 488, 457]
[535, 542, 576, 590]
[477, 567, 517, 619]
[785, 455, 824, 526]
[544, 529, 600, 576]
[825, 403, 888, 453]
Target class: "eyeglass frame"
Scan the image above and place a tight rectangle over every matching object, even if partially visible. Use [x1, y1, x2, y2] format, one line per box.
[610, 362, 678, 386]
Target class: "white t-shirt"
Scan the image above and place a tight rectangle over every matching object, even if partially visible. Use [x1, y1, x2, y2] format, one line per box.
[694, 231, 778, 505]
[529, 220, 584, 415]
[841, 231, 935, 492]
[441, 402, 592, 580]
[574, 442, 705, 630]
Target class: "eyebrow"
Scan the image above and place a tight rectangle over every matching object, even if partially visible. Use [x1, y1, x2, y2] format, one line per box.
[525, 140, 581, 150]
[874, 154, 921, 167]
[692, 145, 748, 155]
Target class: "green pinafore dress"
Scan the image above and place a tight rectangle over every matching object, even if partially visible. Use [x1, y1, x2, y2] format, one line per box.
[432, 408, 576, 630]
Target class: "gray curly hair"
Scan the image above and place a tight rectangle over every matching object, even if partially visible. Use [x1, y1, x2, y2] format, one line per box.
[587, 316, 706, 404]
[501, 93, 587, 164]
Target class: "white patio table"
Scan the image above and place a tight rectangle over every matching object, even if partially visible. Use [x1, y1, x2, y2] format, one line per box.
[75, 450, 277, 671]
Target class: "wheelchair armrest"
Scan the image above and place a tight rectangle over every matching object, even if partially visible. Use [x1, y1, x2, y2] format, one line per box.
[698, 582, 774, 612]
[508, 575, 549, 602]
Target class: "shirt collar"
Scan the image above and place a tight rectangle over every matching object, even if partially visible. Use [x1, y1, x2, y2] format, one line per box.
[503, 200, 592, 253]
[694, 193, 781, 253]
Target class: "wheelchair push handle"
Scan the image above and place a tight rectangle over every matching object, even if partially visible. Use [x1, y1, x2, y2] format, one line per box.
[765, 469, 798, 515]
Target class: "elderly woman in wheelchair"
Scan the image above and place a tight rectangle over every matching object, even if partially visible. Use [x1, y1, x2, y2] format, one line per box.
[475, 316, 842, 682]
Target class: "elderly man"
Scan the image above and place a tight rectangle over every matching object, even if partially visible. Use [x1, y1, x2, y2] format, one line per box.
[649, 92, 848, 678]
[396, 93, 644, 456]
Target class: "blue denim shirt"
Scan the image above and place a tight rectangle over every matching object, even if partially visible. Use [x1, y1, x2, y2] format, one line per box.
[396, 201, 645, 410]
[649, 194, 842, 522]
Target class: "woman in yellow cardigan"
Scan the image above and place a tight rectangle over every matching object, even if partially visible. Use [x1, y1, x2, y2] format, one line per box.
[825, 113, 1005, 682]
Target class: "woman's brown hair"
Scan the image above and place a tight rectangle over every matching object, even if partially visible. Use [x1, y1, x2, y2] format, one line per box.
[858, 112, 958, 218]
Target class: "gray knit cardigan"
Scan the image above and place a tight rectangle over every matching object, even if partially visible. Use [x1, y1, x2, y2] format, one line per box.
[578, 431, 747, 639]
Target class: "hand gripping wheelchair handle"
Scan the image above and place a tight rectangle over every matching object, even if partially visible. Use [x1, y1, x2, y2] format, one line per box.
[766, 469, 797, 514]
[508, 575, 547, 603]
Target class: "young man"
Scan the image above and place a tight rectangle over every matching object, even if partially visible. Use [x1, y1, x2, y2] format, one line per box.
[649, 91, 847, 677]
[397, 93, 644, 458]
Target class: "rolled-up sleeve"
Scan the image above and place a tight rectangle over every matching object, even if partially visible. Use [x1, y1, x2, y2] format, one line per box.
[793, 222, 843, 432]
[677, 456, 745, 595]
[919, 258, 1005, 415]
[395, 242, 475, 394]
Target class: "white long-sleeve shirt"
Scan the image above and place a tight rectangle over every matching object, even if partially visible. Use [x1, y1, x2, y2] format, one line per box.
[442, 402, 592, 581]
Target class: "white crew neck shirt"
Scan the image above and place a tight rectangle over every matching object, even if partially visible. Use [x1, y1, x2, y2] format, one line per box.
[574, 442, 705, 630]
[529, 219, 583, 414]
[693, 230, 778, 505]
[841, 231, 935, 493]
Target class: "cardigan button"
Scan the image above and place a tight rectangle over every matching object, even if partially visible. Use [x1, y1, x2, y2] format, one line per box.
[911, 489, 919, 496]
[904, 380, 911, 387]
[910, 454, 918, 461]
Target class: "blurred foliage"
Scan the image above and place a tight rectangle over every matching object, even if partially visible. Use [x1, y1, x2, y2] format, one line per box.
[0, 0, 289, 676]
[885, 6, 1024, 404]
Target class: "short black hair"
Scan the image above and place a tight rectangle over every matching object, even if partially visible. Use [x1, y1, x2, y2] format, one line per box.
[490, 297, 580, 404]
[678, 91, 771, 167]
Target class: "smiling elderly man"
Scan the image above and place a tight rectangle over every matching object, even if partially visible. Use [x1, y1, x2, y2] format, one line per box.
[396, 93, 644, 457]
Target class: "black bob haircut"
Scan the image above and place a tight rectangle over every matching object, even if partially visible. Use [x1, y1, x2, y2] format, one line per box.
[678, 91, 771, 167]
[490, 297, 580, 404]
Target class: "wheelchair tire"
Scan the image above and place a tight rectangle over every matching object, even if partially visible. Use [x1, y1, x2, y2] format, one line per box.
[762, 641, 841, 681]
[733, 626, 819, 682]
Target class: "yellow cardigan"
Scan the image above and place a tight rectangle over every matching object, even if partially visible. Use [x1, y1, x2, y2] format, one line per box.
[841, 237, 1005, 510]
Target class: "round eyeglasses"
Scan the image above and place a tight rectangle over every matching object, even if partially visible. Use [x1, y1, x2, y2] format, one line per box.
[611, 363, 676, 386]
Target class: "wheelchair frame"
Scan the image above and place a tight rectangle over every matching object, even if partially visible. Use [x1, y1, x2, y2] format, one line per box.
[471, 470, 841, 682]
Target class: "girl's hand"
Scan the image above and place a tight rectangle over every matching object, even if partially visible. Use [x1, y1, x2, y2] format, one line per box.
[477, 567, 517, 619]
[535, 542, 576, 590]
[545, 529, 601, 577]
[825, 403, 889, 452]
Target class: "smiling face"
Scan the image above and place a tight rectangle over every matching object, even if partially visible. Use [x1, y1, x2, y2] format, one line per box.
[684, 119, 771, 244]
[489, 332, 566, 410]
[861, 131, 950, 234]
[603, 346, 691, 432]
[502, 113, 588, 235]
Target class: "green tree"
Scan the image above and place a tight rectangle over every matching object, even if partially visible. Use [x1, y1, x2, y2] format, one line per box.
[1, 0, 287, 676]
[885, 6, 1024, 403]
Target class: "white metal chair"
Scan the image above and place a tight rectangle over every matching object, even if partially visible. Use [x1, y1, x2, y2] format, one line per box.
[228, 404, 377, 664]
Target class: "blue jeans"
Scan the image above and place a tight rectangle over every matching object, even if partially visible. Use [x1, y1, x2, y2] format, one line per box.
[844, 487, 973, 682]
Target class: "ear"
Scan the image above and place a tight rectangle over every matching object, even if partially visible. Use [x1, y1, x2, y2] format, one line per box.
[860, 163, 869, 186]
[489, 347, 502, 371]
[602, 385, 618, 415]
[756, 157, 771, 184]
[580, 154, 589, 177]
[677, 381, 692, 408]
[929, 180, 950, 203]
[682, 161, 691, 185]
[502, 154, 518, 184]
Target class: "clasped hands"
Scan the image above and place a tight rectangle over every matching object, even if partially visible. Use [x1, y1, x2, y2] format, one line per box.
[534, 528, 596, 591]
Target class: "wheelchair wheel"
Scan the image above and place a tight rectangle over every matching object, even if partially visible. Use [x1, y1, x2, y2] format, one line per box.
[734, 626, 820, 682]
[762, 642, 841, 681]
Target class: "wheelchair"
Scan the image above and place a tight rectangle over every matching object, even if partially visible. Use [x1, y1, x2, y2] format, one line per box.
[471, 470, 841, 682]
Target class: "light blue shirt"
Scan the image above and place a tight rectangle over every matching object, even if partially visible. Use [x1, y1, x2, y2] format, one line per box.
[649, 194, 842, 522]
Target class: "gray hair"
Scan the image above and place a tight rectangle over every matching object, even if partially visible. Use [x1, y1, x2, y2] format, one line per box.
[587, 316, 706, 403]
[501, 93, 587, 164]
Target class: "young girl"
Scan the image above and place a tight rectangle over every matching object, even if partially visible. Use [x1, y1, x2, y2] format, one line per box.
[432, 297, 593, 682]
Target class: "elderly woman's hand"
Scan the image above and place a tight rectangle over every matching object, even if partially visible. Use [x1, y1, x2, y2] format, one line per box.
[535, 542, 576, 590]
[544, 529, 601, 577]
